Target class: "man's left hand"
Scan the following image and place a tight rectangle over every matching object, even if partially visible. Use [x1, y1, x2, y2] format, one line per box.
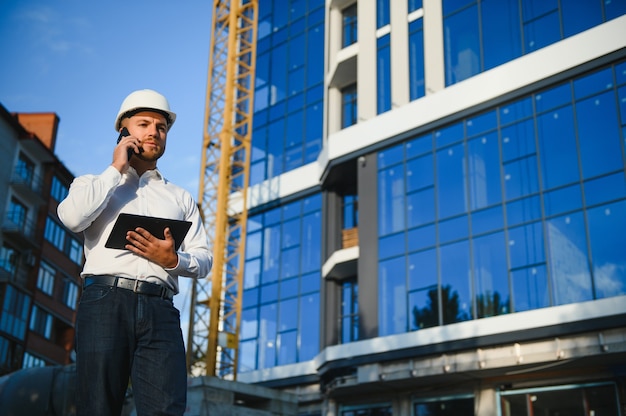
[125, 227, 179, 269]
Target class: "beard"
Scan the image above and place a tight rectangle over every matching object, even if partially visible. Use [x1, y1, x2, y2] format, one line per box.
[135, 146, 165, 162]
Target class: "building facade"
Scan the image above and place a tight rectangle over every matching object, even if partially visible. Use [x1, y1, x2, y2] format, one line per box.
[234, 0, 626, 415]
[0, 104, 82, 375]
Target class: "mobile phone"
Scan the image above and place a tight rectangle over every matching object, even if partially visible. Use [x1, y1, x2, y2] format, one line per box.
[117, 127, 133, 160]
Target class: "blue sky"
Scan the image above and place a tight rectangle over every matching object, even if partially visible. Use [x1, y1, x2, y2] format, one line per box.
[0, 0, 213, 326]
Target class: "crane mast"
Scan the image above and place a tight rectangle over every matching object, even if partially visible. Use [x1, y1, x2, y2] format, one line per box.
[187, 0, 258, 379]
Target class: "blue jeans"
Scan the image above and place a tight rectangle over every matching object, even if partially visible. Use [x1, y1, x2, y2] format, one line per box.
[76, 283, 187, 416]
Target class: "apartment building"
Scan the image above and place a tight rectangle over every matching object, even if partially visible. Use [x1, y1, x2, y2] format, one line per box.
[234, 1, 626, 415]
[0, 104, 81, 375]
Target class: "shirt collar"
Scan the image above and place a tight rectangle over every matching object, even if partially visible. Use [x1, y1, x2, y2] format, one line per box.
[127, 166, 166, 183]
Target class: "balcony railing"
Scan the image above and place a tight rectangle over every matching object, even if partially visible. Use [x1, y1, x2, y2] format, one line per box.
[2, 212, 37, 248]
[342, 227, 359, 249]
[10, 166, 44, 196]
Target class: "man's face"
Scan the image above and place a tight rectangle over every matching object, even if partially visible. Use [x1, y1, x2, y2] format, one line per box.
[124, 111, 168, 162]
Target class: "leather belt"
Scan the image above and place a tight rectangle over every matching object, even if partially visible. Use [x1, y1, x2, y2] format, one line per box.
[83, 275, 175, 300]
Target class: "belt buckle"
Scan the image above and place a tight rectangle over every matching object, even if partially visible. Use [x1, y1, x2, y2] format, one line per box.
[133, 279, 140, 293]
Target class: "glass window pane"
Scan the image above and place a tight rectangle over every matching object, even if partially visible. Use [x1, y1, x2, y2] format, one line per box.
[407, 154, 434, 192]
[377, 34, 392, 114]
[512, 265, 549, 312]
[534, 83, 571, 113]
[521, 0, 557, 21]
[437, 143, 468, 218]
[409, 19, 425, 101]
[406, 134, 432, 159]
[258, 303, 277, 369]
[407, 187, 436, 228]
[500, 97, 533, 125]
[409, 249, 438, 291]
[342, 83, 357, 128]
[503, 156, 539, 200]
[471, 205, 504, 235]
[307, 24, 324, 86]
[278, 331, 297, 365]
[584, 173, 626, 207]
[408, 224, 436, 251]
[537, 106, 579, 189]
[270, 44, 288, 103]
[473, 231, 509, 318]
[543, 184, 583, 217]
[379, 257, 408, 335]
[281, 246, 300, 278]
[547, 212, 593, 305]
[508, 221, 545, 269]
[409, 0, 423, 13]
[241, 308, 258, 339]
[507, 195, 542, 226]
[576, 91, 623, 179]
[574, 68, 614, 99]
[444, 5, 480, 85]
[466, 110, 496, 137]
[244, 259, 261, 288]
[467, 132, 502, 210]
[239, 339, 257, 372]
[377, 0, 390, 28]
[379, 232, 405, 260]
[282, 218, 300, 248]
[439, 215, 468, 243]
[299, 293, 319, 361]
[587, 201, 626, 298]
[440, 241, 472, 323]
[279, 298, 298, 331]
[281, 277, 299, 299]
[301, 271, 320, 294]
[342, 4, 358, 47]
[409, 288, 439, 330]
[501, 119, 536, 162]
[379, 166, 406, 235]
[301, 211, 321, 274]
[481, 0, 522, 70]
[435, 122, 464, 149]
[262, 225, 280, 283]
[562, 0, 602, 37]
[379, 144, 404, 168]
[523, 10, 560, 52]
[443, 0, 475, 16]
[261, 282, 279, 303]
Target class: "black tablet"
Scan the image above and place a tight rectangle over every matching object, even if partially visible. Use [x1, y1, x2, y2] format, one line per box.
[104, 213, 192, 250]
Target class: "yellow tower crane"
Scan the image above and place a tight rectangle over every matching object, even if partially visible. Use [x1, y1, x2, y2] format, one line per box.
[186, 0, 258, 379]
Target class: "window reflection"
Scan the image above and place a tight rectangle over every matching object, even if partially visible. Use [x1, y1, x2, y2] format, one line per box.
[243, 195, 321, 371]
[547, 213, 593, 305]
[377, 60, 626, 337]
[587, 201, 626, 299]
[444, 1, 625, 86]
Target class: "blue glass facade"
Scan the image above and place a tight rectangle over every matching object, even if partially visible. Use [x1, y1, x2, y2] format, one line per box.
[240, 194, 321, 371]
[378, 60, 626, 336]
[251, 0, 325, 186]
[239, 2, 626, 413]
[443, 0, 626, 85]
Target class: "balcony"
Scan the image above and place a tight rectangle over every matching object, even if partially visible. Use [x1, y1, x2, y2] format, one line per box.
[0, 262, 29, 287]
[10, 167, 45, 206]
[323, 227, 359, 281]
[2, 213, 38, 250]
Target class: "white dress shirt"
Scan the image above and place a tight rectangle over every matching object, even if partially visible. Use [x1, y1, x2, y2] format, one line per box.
[58, 165, 212, 294]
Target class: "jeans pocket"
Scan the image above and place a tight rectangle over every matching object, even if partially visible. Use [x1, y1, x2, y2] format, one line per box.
[79, 284, 114, 304]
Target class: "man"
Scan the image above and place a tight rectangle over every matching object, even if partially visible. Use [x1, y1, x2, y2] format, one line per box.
[58, 89, 212, 416]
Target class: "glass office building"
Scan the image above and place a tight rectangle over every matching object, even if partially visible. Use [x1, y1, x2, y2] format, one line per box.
[237, 1, 626, 414]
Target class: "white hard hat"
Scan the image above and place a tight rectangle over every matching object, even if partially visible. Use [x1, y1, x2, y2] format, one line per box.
[114, 89, 177, 131]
